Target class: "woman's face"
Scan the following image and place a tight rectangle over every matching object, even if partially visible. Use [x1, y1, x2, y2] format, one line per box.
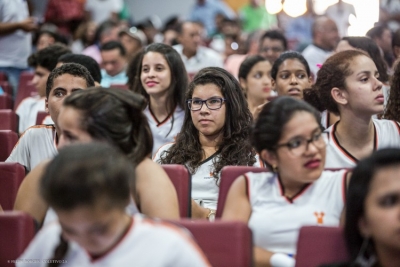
[57, 106, 93, 149]
[359, 164, 400, 255]
[56, 200, 130, 256]
[340, 55, 384, 115]
[263, 111, 326, 186]
[190, 83, 226, 140]
[272, 59, 312, 100]
[140, 51, 172, 99]
[240, 60, 272, 104]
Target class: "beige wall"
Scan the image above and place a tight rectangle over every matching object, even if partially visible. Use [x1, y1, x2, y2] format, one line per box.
[225, 0, 248, 12]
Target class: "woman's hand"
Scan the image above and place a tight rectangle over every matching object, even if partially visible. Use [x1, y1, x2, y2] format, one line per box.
[191, 199, 210, 219]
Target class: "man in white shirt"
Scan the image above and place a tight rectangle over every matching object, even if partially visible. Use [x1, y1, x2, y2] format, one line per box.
[173, 21, 223, 75]
[325, 0, 356, 37]
[100, 40, 128, 87]
[0, 0, 37, 97]
[16, 44, 71, 134]
[6, 63, 95, 171]
[302, 16, 339, 80]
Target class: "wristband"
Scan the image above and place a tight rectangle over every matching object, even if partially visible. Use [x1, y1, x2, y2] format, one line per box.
[270, 253, 295, 267]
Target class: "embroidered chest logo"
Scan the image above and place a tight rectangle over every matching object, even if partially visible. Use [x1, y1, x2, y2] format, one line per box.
[203, 172, 214, 179]
[314, 212, 325, 225]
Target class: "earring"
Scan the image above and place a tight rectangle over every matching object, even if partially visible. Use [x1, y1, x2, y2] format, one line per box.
[354, 237, 376, 267]
[272, 164, 278, 173]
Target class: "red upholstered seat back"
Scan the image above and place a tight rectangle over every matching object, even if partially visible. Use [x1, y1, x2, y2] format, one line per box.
[162, 164, 191, 218]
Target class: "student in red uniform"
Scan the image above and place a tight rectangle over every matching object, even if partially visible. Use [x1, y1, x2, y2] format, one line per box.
[154, 67, 262, 220]
[18, 143, 210, 267]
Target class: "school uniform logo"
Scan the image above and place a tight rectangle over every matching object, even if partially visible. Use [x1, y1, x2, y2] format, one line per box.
[314, 211, 325, 224]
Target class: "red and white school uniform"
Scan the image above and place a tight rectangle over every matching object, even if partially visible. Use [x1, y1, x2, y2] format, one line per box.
[18, 214, 210, 267]
[324, 119, 400, 169]
[245, 170, 347, 255]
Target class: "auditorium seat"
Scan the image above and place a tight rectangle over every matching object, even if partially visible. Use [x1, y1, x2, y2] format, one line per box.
[0, 211, 35, 267]
[177, 220, 253, 267]
[0, 110, 18, 133]
[0, 81, 12, 96]
[14, 72, 36, 111]
[162, 164, 191, 218]
[0, 130, 18, 161]
[216, 166, 266, 218]
[0, 94, 13, 110]
[295, 226, 350, 267]
[0, 162, 25, 210]
[36, 111, 49, 125]
[0, 72, 8, 82]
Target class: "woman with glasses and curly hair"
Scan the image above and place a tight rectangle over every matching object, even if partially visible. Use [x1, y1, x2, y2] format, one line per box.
[222, 96, 350, 267]
[154, 67, 263, 220]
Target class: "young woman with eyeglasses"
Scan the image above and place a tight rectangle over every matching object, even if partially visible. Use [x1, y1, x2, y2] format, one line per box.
[154, 67, 262, 220]
[222, 96, 350, 267]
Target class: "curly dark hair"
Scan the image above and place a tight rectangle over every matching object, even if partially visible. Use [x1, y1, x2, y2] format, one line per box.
[159, 67, 257, 180]
[305, 50, 369, 115]
[384, 59, 400, 121]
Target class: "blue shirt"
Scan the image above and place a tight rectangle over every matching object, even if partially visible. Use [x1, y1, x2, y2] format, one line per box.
[100, 69, 128, 88]
[189, 0, 235, 36]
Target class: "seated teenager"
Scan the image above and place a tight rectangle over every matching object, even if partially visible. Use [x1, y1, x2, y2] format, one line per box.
[222, 97, 350, 267]
[14, 88, 179, 225]
[322, 148, 400, 267]
[17, 143, 210, 267]
[154, 67, 263, 220]
[6, 63, 95, 171]
[307, 50, 400, 169]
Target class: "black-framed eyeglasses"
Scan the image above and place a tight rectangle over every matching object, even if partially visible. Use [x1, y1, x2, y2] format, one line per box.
[275, 132, 326, 156]
[187, 98, 226, 111]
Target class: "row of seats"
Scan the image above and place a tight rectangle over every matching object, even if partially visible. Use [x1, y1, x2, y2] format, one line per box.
[0, 71, 36, 111]
[0, 210, 349, 267]
[0, 161, 351, 266]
